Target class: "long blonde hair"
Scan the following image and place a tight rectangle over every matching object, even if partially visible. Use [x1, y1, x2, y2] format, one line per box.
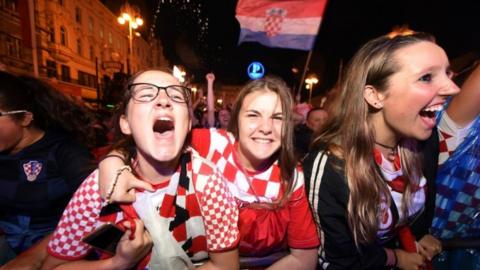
[312, 33, 435, 245]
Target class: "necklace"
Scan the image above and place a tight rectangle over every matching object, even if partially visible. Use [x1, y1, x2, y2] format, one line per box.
[375, 141, 398, 162]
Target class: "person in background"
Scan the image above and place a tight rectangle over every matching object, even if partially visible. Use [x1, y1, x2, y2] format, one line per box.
[98, 75, 320, 269]
[204, 73, 231, 129]
[41, 70, 239, 270]
[294, 107, 328, 160]
[0, 71, 95, 268]
[305, 107, 328, 133]
[216, 107, 231, 129]
[303, 32, 459, 269]
[431, 60, 480, 270]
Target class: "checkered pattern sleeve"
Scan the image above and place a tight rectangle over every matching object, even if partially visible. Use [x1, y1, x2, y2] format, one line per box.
[191, 153, 239, 252]
[438, 111, 475, 165]
[47, 170, 103, 260]
[287, 166, 321, 248]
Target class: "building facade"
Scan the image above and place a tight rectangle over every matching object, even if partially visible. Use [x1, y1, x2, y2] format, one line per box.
[0, 0, 169, 102]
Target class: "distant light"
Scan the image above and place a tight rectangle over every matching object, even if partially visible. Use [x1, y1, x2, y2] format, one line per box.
[136, 18, 143, 26]
[117, 17, 126, 24]
[247, 61, 265, 80]
[122, 13, 131, 21]
[173, 65, 186, 83]
[106, 104, 115, 108]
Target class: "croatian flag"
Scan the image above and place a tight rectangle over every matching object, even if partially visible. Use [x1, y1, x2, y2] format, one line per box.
[236, 0, 328, 51]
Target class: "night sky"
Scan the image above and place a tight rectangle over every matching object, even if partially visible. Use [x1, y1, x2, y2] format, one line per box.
[105, 0, 480, 97]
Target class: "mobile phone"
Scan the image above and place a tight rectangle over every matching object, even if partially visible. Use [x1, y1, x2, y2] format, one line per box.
[82, 223, 125, 255]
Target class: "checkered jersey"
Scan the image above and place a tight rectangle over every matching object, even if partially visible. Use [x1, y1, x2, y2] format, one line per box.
[47, 170, 105, 259]
[192, 128, 304, 203]
[47, 149, 238, 263]
[192, 128, 320, 251]
[433, 112, 480, 239]
[373, 149, 426, 242]
[438, 111, 474, 164]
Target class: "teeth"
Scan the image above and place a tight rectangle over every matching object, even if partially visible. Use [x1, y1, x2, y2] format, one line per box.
[423, 104, 443, 112]
[158, 117, 172, 121]
[253, 138, 271, 143]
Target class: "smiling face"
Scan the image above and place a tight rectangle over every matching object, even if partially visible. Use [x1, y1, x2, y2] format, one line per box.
[370, 41, 459, 142]
[236, 89, 283, 170]
[119, 70, 191, 167]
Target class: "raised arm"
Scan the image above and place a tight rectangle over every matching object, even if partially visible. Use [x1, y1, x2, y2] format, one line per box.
[206, 73, 216, 128]
[447, 61, 480, 126]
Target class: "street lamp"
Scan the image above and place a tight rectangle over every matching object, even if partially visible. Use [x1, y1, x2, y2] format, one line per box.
[305, 76, 318, 104]
[117, 3, 143, 75]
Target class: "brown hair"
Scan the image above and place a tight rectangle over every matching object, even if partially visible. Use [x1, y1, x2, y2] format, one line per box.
[228, 75, 296, 205]
[312, 32, 436, 244]
[110, 69, 191, 163]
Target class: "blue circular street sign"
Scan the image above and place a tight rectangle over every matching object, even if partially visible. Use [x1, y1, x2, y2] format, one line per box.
[247, 61, 265, 80]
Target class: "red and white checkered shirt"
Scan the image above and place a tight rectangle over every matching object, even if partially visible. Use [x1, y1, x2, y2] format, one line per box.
[438, 112, 474, 165]
[47, 149, 238, 266]
[192, 128, 320, 252]
[373, 149, 427, 242]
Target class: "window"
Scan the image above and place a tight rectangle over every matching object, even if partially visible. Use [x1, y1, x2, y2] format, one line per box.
[75, 7, 81, 24]
[99, 25, 104, 39]
[6, 37, 21, 58]
[88, 17, 93, 34]
[89, 45, 94, 61]
[58, 0, 64, 6]
[60, 26, 67, 46]
[78, 71, 96, 88]
[76, 38, 82, 55]
[1, 0, 17, 12]
[48, 26, 55, 43]
[61, 65, 70, 82]
[108, 32, 112, 45]
[46, 60, 57, 78]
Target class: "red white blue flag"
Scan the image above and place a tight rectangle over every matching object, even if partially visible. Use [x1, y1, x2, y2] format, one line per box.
[236, 0, 328, 51]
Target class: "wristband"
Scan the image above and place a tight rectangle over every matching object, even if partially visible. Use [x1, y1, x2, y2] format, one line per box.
[105, 165, 132, 204]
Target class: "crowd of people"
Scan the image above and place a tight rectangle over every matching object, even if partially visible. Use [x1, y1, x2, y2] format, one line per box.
[0, 31, 479, 270]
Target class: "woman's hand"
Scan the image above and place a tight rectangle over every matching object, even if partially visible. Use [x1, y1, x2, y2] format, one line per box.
[206, 73, 215, 83]
[417, 234, 442, 260]
[395, 249, 425, 270]
[111, 219, 152, 269]
[98, 153, 153, 203]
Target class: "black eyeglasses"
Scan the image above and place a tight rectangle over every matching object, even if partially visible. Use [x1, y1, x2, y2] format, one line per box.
[0, 110, 27, 117]
[128, 83, 191, 103]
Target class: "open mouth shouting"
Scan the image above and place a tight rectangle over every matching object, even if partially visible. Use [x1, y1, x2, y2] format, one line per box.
[419, 103, 443, 129]
[153, 117, 174, 138]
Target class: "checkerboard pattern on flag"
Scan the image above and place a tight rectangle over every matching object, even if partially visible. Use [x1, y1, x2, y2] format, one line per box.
[236, 0, 328, 51]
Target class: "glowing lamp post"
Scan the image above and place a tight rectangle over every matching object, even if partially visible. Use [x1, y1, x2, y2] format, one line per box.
[117, 3, 143, 75]
[305, 76, 318, 104]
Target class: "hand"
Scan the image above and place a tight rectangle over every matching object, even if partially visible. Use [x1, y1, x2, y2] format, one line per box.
[206, 73, 215, 83]
[99, 156, 154, 203]
[417, 234, 442, 260]
[111, 219, 152, 269]
[396, 249, 425, 270]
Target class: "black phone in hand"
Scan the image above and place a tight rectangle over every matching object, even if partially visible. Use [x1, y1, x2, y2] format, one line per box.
[82, 223, 125, 255]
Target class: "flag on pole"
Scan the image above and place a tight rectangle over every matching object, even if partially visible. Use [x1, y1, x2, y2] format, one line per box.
[236, 0, 328, 51]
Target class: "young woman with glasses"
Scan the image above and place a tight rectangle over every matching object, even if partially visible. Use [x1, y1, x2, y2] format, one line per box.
[41, 70, 239, 270]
